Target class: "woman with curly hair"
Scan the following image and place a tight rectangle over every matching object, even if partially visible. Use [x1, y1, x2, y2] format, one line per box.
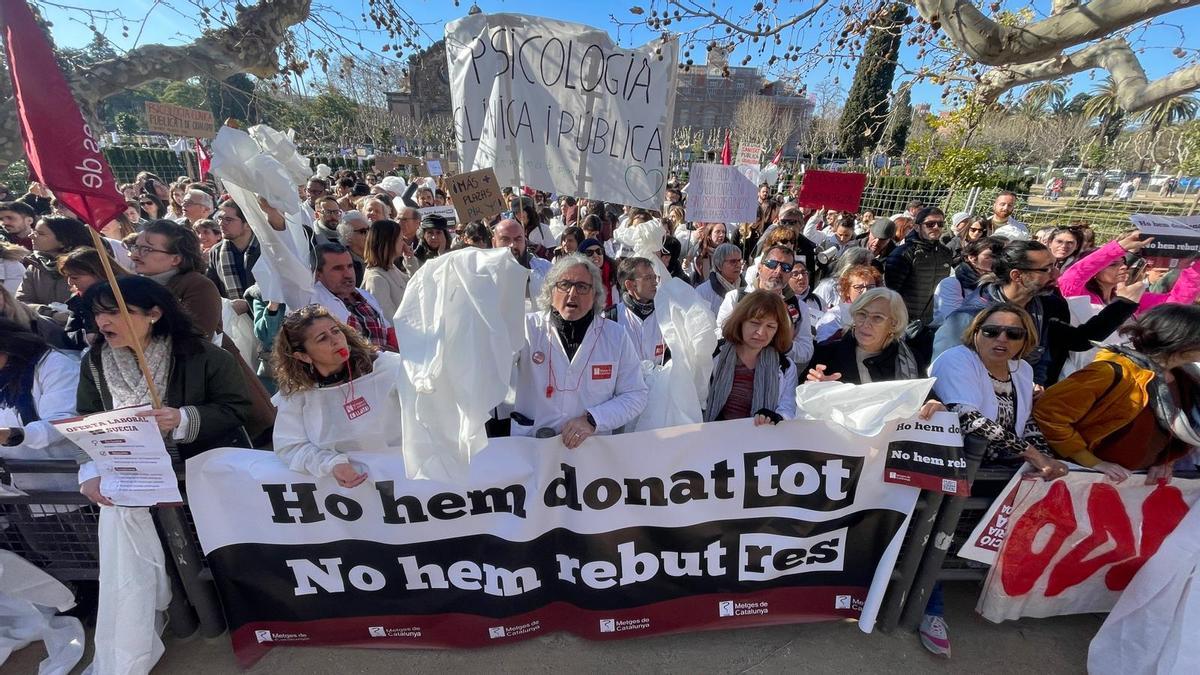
[271, 304, 403, 487]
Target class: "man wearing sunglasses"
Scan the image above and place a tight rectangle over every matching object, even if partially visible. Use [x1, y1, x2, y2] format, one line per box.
[752, 205, 817, 269]
[715, 244, 814, 366]
[884, 207, 955, 326]
[934, 239, 1139, 385]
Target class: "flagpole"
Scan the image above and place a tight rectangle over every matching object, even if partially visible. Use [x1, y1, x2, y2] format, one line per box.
[88, 228, 162, 408]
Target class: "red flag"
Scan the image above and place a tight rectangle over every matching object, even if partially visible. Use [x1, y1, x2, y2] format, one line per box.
[767, 146, 783, 167]
[719, 131, 732, 165]
[195, 138, 211, 179]
[0, 0, 125, 231]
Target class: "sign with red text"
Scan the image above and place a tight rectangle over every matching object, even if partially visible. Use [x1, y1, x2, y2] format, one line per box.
[957, 470, 1029, 565]
[187, 417, 924, 667]
[977, 472, 1200, 622]
[145, 101, 216, 138]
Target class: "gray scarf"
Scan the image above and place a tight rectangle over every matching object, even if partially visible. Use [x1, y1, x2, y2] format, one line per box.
[1106, 345, 1200, 447]
[101, 337, 172, 409]
[704, 342, 780, 422]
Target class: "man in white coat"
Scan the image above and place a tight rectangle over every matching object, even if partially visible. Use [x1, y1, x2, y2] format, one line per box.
[494, 219, 551, 301]
[511, 254, 648, 448]
[603, 256, 667, 366]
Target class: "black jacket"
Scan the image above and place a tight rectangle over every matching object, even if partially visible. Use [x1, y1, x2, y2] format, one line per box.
[809, 333, 931, 384]
[884, 231, 955, 325]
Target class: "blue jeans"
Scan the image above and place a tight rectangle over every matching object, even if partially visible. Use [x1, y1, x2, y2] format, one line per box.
[925, 582, 944, 617]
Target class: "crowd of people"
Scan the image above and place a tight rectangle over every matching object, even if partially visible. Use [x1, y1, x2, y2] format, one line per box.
[2, 166, 1200, 663]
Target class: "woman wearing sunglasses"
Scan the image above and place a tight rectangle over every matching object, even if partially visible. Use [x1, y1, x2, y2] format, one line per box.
[577, 236, 617, 308]
[925, 303, 1068, 656]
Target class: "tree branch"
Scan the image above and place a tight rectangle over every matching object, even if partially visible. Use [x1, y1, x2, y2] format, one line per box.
[976, 38, 1200, 113]
[666, 0, 829, 40]
[914, 0, 1200, 66]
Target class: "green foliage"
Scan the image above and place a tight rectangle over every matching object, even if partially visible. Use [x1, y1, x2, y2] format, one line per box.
[114, 112, 140, 134]
[103, 147, 193, 184]
[1181, 123, 1200, 175]
[881, 87, 912, 157]
[158, 81, 206, 109]
[925, 146, 996, 189]
[205, 74, 260, 127]
[837, 3, 906, 158]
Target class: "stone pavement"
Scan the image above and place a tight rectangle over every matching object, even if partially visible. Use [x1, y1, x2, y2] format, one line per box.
[5, 582, 1102, 674]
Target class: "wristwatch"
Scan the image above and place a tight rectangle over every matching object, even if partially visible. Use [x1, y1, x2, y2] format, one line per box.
[2, 428, 24, 447]
[585, 412, 597, 430]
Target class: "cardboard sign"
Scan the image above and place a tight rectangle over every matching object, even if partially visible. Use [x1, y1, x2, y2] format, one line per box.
[426, 159, 444, 176]
[684, 163, 758, 223]
[374, 154, 399, 172]
[144, 101, 216, 139]
[447, 167, 507, 224]
[418, 205, 458, 228]
[1128, 214, 1200, 267]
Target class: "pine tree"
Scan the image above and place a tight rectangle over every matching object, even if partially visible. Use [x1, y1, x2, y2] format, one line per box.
[837, 3, 907, 158]
[879, 86, 912, 157]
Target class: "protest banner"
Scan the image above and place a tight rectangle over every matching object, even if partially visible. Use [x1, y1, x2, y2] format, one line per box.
[881, 412, 968, 496]
[374, 154, 399, 172]
[447, 167, 507, 223]
[796, 170, 868, 213]
[446, 13, 678, 208]
[958, 471, 1029, 565]
[684, 163, 758, 224]
[977, 471, 1200, 622]
[53, 406, 182, 506]
[187, 417, 925, 666]
[1127, 214, 1200, 268]
[426, 159, 444, 177]
[736, 144, 762, 169]
[419, 205, 458, 227]
[144, 101, 216, 139]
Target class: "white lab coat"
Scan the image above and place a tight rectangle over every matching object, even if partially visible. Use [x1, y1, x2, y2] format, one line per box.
[0, 350, 80, 492]
[271, 352, 405, 477]
[715, 289, 814, 366]
[512, 311, 648, 436]
[612, 301, 666, 366]
[528, 256, 551, 301]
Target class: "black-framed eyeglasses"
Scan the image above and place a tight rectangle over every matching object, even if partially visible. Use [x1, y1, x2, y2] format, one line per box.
[1017, 266, 1053, 273]
[922, 220, 945, 228]
[979, 325, 1027, 340]
[779, 219, 801, 226]
[553, 280, 594, 294]
[761, 259, 794, 273]
[129, 244, 172, 256]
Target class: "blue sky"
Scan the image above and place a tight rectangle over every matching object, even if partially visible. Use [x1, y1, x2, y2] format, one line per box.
[40, 0, 1200, 111]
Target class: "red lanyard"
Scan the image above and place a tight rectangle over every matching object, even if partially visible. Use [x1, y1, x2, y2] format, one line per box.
[545, 320, 603, 398]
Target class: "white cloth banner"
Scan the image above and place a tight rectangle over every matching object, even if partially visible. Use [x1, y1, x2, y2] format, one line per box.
[446, 13, 678, 207]
[977, 471, 1200, 622]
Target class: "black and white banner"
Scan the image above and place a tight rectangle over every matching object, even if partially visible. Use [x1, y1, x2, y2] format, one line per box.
[186, 417, 928, 666]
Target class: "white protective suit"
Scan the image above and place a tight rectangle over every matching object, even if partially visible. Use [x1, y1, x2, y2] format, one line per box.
[611, 221, 717, 430]
[272, 352, 405, 477]
[0, 350, 80, 493]
[610, 301, 667, 366]
[512, 310, 647, 437]
[394, 248, 529, 482]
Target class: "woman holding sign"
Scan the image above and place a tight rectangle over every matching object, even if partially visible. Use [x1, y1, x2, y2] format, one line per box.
[76, 277, 252, 505]
[271, 304, 403, 487]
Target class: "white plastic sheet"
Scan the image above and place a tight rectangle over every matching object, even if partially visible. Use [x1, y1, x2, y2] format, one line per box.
[793, 378, 935, 436]
[220, 299, 259, 372]
[394, 248, 529, 482]
[0, 550, 84, 675]
[612, 221, 716, 430]
[1087, 501, 1200, 675]
[85, 507, 170, 675]
[210, 125, 320, 312]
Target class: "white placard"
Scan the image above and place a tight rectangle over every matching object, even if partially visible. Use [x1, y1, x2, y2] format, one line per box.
[54, 406, 183, 506]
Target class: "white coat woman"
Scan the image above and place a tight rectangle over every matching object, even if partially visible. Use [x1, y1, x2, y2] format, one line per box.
[512, 254, 648, 447]
[272, 304, 404, 486]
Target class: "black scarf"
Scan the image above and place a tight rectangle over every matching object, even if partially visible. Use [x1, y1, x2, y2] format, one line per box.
[622, 292, 655, 320]
[954, 262, 982, 293]
[551, 309, 593, 360]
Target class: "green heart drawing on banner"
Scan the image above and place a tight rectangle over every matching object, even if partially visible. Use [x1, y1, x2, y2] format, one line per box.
[625, 165, 664, 203]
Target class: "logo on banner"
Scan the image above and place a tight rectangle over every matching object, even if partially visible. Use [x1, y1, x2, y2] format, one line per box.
[488, 626, 506, 639]
[717, 599, 770, 617]
[599, 619, 615, 633]
[255, 630, 272, 643]
[368, 626, 386, 637]
[835, 595, 852, 609]
[718, 601, 734, 617]
[591, 364, 612, 380]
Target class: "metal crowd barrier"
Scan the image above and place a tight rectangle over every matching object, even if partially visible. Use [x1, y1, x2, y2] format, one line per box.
[0, 458, 225, 639]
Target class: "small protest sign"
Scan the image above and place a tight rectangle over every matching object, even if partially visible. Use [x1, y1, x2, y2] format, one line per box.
[447, 167, 507, 223]
[882, 412, 968, 496]
[426, 159, 444, 176]
[684, 163, 758, 223]
[796, 170, 868, 213]
[144, 101, 216, 138]
[1128, 214, 1200, 268]
[419, 205, 458, 227]
[736, 144, 762, 169]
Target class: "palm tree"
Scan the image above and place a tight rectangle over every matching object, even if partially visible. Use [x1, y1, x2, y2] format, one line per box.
[1083, 77, 1125, 149]
[1020, 81, 1068, 117]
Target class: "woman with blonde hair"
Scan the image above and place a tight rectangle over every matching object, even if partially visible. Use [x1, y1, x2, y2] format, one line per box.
[807, 288, 930, 384]
[272, 304, 404, 486]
